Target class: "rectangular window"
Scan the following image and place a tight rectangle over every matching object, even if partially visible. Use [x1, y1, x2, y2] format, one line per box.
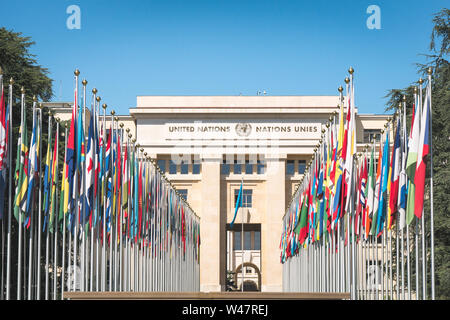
[364, 129, 382, 143]
[254, 231, 261, 250]
[286, 160, 295, 175]
[192, 162, 201, 174]
[257, 160, 265, 174]
[235, 189, 252, 208]
[298, 160, 306, 174]
[178, 189, 188, 201]
[245, 160, 253, 175]
[234, 160, 242, 174]
[157, 159, 166, 173]
[180, 161, 189, 174]
[234, 231, 241, 250]
[169, 160, 177, 174]
[244, 231, 252, 250]
[221, 160, 230, 175]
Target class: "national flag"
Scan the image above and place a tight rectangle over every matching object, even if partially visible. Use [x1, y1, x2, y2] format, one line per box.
[0, 83, 7, 219]
[406, 92, 421, 225]
[376, 129, 390, 236]
[414, 82, 431, 219]
[398, 104, 408, 230]
[65, 98, 77, 231]
[42, 121, 52, 231]
[370, 142, 383, 236]
[388, 118, 401, 229]
[48, 126, 58, 233]
[230, 179, 243, 228]
[85, 113, 95, 227]
[23, 104, 39, 228]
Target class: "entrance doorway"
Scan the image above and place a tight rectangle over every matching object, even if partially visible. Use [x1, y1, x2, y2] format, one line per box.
[226, 223, 261, 291]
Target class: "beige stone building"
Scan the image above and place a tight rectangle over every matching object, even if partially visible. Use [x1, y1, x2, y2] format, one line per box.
[47, 95, 390, 293]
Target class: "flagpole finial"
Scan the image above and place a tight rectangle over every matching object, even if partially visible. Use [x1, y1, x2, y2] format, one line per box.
[348, 67, 354, 74]
[21, 86, 25, 94]
[96, 96, 101, 102]
[126, 128, 130, 133]
[9, 78, 14, 85]
[344, 77, 350, 84]
[0, 66, 2, 75]
[120, 123, 124, 128]
[33, 95, 37, 102]
[82, 79, 87, 86]
[114, 116, 119, 122]
[418, 78, 424, 85]
[111, 110, 115, 116]
[402, 95, 406, 102]
[92, 88, 97, 94]
[338, 86, 343, 93]
[427, 67, 432, 75]
[128, 134, 132, 139]
[74, 69, 80, 76]
[140, 148, 144, 153]
[102, 103, 107, 109]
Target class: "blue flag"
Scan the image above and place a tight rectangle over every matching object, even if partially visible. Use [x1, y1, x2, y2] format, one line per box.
[230, 180, 243, 228]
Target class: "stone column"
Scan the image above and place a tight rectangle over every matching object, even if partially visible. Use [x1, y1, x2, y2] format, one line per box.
[199, 154, 224, 292]
[261, 154, 286, 292]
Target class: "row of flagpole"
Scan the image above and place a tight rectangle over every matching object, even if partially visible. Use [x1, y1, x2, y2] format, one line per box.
[0, 68, 200, 299]
[280, 67, 435, 300]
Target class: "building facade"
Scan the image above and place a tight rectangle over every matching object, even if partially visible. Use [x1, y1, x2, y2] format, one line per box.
[48, 95, 389, 293]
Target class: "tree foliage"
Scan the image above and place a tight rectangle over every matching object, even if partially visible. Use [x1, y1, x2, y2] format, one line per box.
[384, 8, 450, 300]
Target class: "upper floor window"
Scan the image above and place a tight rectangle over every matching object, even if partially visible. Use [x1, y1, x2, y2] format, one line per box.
[169, 160, 177, 174]
[298, 160, 306, 174]
[234, 160, 242, 175]
[180, 160, 189, 174]
[178, 189, 188, 201]
[192, 162, 201, 174]
[364, 129, 382, 143]
[235, 189, 252, 208]
[245, 160, 253, 175]
[157, 159, 166, 173]
[286, 160, 295, 175]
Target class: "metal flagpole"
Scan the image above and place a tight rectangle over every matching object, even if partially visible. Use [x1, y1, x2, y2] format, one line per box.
[241, 176, 244, 292]
[27, 97, 37, 300]
[109, 111, 115, 291]
[81, 79, 87, 292]
[53, 120, 59, 300]
[101, 103, 107, 291]
[418, 79, 426, 300]
[6, 77, 13, 300]
[427, 67, 435, 300]
[37, 103, 44, 299]
[72, 70, 80, 293]
[61, 125, 68, 298]
[45, 113, 52, 300]
[16, 87, 25, 300]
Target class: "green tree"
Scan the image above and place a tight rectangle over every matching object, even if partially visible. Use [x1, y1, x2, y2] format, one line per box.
[0, 27, 55, 299]
[385, 8, 450, 300]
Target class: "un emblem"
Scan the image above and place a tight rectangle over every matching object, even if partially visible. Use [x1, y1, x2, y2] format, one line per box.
[235, 123, 252, 137]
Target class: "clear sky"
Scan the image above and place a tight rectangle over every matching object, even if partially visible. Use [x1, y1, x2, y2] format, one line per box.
[0, 0, 446, 115]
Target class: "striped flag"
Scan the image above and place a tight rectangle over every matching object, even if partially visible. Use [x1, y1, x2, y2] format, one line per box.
[388, 118, 401, 229]
[414, 82, 431, 219]
[406, 91, 421, 225]
[0, 82, 7, 219]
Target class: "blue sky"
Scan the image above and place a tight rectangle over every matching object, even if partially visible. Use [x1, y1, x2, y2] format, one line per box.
[0, 0, 446, 115]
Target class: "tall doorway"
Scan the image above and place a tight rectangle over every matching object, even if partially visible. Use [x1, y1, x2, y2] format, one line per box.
[226, 223, 261, 291]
